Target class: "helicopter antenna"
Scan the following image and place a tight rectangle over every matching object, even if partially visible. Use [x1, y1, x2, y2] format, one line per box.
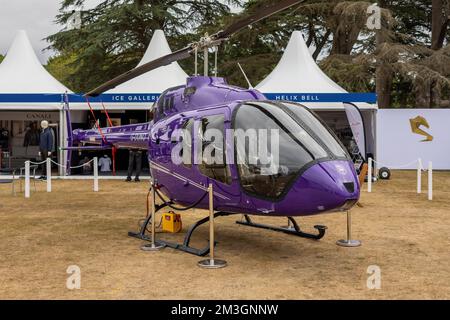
[194, 47, 198, 76]
[203, 33, 209, 76]
[237, 62, 253, 89]
[214, 46, 218, 77]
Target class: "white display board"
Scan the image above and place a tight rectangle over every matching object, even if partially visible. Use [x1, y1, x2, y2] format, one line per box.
[377, 109, 450, 170]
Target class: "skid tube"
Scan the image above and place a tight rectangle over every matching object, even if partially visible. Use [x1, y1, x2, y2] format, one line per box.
[128, 203, 233, 256]
[236, 215, 327, 240]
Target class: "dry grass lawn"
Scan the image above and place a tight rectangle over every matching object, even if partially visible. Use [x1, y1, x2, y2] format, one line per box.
[0, 171, 449, 299]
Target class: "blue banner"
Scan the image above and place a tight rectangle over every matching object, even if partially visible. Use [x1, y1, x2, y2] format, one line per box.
[0, 94, 65, 103]
[0, 92, 375, 104]
[67, 93, 160, 103]
[0, 93, 160, 104]
[263, 93, 377, 103]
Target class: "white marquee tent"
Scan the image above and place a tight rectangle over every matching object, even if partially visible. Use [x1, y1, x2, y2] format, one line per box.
[0, 30, 77, 172]
[255, 31, 378, 159]
[0, 30, 71, 106]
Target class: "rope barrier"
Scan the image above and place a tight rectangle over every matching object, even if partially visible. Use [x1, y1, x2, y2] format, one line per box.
[367, 157, 433, 200]
[29, 160, 47, 165]
[22, 157, 100, 197]
[372, 158, 420, 169]
[50, 158, 94, 170]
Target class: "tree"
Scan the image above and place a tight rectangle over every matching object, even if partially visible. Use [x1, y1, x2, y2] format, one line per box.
[45, 53, 80, 92]
[47, 0, 242, 92]
[0, 54, 4, 64]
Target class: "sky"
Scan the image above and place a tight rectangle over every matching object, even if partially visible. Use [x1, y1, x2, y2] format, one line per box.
[0, 0, 101, 63]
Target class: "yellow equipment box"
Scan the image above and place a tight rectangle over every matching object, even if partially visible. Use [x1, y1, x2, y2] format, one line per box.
[162, 211, 182, 233]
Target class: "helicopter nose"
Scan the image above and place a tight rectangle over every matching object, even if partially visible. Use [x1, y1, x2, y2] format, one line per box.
[286, 160, 360, 215]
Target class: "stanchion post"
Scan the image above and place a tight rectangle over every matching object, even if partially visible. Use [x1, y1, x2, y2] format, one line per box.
[46, 157, 51, 192]
[25, 160, 30, 198]
[367, 157, 372, 193]
[336, 210, 361, 247]
[141, 180, 164, 251]
[428, 161, 433, 200]
[417, 158, 422, 194]
[198, 184, 227, 268]
[93, 157, 99, 192]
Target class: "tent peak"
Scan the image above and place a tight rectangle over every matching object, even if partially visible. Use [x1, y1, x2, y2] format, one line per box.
[0, 30, 71, 94]
[107, 29, 188, 93]
[256, 30, 346, 94]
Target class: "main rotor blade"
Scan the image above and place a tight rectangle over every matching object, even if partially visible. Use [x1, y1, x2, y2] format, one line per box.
[214, 0, 305, 40]
[85, 46, 192, 97]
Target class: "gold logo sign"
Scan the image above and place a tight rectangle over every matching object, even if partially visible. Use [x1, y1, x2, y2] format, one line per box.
[409, 116, 433, 142]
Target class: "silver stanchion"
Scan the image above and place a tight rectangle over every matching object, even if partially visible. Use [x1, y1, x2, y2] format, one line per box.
[198, 184, 227, 269]
[141, 181, 164, 251]
[25, 160, 30, 198]
[93, 157, 99, 192]
[336, 210, 361, 247]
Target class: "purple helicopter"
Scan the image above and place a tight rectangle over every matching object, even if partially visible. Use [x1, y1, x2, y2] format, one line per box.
[66, 0, 360, 256]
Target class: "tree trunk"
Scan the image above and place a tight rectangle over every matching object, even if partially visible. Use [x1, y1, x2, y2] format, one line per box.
[376, 63, 393, 108]
[431, 0, 449, 50]
[375, 0, 393, 108]
[331, 23, 360, 55]
[312, 29, 332, 61]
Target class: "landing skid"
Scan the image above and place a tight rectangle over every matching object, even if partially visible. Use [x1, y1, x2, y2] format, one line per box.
[155, 211, 232, 256]
[236, 215, 327, 240]
[128, 205, 232, 256]
[129, 206, 327, 257]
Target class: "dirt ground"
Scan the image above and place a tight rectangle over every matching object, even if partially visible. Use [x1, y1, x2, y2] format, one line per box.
[0, 171, 449, 299]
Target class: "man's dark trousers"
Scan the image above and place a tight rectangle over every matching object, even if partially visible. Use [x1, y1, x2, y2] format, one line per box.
[127, 150, 142, 179]
[39, 149, 51, 177]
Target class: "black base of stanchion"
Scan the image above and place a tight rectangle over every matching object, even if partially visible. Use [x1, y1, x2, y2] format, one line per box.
[197, 258, 227, 269]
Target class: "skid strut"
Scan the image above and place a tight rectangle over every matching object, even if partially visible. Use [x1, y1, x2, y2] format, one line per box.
[128, 202, 232, 256]
[128, 202, 167, 242]
[236, 215, 327, 240]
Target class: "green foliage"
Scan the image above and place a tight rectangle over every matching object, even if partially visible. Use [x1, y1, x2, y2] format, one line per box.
[45, 53, 80, 92]
[47, 0, 242, 92]
[46, 0, 450, 107]
[0, 54, 4, 64]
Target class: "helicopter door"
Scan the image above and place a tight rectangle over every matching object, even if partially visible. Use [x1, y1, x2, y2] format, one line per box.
[195, 109, 232, 186]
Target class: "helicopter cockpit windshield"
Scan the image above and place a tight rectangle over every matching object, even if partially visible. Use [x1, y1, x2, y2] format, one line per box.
[233, 101, 349, 199]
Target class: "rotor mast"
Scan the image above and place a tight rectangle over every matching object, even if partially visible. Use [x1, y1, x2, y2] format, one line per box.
[197, 32, 222, 77]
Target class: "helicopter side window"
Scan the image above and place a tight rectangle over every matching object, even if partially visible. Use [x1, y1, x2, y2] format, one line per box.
[157, 94, 166, 117]
[164, 96, 174, 113]
[197, 115, 231, 185]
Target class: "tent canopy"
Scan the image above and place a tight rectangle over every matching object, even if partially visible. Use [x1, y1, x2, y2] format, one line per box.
[255, 31, 376, 110]
[0, 30, 71, 94]
[0, 30, 71, 110]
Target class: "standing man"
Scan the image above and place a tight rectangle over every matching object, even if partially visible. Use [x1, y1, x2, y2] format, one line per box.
[38, 120, 53, 180]
[126, 149, 142, 182]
